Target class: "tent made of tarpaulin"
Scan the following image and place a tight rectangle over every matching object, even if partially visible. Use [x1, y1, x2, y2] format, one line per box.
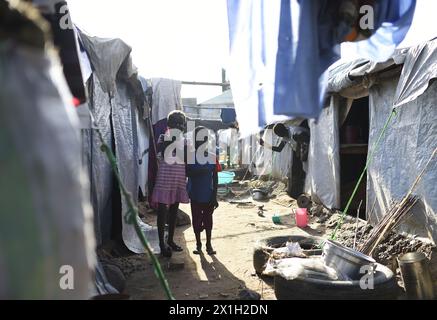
[78, 30, 159, 254]
[305, 38, 437, 243]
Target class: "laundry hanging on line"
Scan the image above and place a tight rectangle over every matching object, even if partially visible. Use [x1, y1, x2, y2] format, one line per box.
[226, 0, 416, 137]
[345, 0, 417, 62]
[151, 78, 183, 125]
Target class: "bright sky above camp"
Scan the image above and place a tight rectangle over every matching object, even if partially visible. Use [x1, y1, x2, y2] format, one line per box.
[68, 0, 437, 103]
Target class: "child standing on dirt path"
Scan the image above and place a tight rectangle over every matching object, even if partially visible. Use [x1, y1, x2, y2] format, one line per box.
[186, 126, 220, 255]
[151, 110, 189, 257]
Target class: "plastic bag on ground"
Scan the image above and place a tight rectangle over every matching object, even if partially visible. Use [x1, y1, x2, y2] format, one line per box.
[271, 241, 306, 259]
[263, 257, 339, 281]
[138, 217, 161, 254]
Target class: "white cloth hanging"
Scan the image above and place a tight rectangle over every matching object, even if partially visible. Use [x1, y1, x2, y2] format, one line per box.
[151, 78, 182, 125]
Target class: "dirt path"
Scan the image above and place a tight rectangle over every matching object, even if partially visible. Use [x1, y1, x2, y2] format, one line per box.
[124, 199, 324, 300]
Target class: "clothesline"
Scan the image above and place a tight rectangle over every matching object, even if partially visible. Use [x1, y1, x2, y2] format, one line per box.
[181, 80, 229, 88]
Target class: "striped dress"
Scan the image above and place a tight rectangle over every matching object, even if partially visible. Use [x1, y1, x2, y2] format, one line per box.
[151, 133, 189, 205]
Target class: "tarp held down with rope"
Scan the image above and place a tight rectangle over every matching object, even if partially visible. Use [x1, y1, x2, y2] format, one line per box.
[306, 39, 437, 243]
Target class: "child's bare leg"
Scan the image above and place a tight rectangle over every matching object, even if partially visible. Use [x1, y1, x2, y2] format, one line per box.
[157, 203, 172, 257]
[204, 206, 215, 255]
[205, 229, 216, 255]
[193, 232, 202, 255]
[167, 203, 183, 251]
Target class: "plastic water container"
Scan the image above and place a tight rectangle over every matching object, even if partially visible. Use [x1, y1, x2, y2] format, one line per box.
[295, 208, 308, 228]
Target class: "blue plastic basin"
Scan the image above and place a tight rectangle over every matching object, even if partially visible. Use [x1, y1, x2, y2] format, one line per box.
[218, 171, 235, 185]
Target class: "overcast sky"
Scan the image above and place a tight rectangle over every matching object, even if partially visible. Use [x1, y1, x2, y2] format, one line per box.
[68, 0, 437, 102]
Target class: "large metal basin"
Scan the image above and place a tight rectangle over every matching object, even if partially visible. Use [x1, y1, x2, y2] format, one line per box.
[322, 240, 376, 280]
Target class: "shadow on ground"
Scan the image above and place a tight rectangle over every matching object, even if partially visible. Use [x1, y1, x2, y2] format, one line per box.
[124, 216, 249, 300]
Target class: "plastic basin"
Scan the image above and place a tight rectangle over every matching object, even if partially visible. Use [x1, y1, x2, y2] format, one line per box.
[218, 171, 235, 185]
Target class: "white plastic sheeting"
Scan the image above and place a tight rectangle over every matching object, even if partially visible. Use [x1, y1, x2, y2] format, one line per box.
[0, 44, 95, 299]
[136, 108, 149, 196]
[247, 131, 291, 179]
[151, 78, 182, 125]
[271, 136, 292, 179]
[305, 97, 342, 209]
[218, 128, 240, 165]
[263, 257, 340, 281]
[218, 128, 291, 179]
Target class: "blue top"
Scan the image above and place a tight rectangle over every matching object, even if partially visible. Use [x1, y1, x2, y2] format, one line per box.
[187, 162, 216, 203]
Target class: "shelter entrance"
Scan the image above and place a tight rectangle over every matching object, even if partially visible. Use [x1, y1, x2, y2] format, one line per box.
[339, 97, 369, 220]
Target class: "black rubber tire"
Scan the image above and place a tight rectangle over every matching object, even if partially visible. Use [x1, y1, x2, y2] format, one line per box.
[253, 235, 323, 275]
[274, 263, 400, 300]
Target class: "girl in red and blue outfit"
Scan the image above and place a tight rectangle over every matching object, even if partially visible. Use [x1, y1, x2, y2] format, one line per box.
[186, 126, 220, 255]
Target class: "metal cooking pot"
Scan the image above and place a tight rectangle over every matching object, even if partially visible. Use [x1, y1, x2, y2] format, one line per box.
[322, 240, 376, 280]
[252, 188, 268, 201]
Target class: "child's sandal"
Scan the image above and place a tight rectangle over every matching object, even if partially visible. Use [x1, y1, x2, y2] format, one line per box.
[206, 246, 216, 255]
[160, 245, 172, 258]
[193, 245, 202, 254]
[168, 242, 183, 252]
[193, 244, 202, 255]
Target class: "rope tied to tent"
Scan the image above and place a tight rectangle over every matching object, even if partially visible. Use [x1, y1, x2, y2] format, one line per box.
[94, 113, 175, 300]
[330, 107, 398, 241]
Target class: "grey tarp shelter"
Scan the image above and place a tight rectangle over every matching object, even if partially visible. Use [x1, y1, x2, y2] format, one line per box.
[79, 31, 158, 254]
[305, 39, 437, 244]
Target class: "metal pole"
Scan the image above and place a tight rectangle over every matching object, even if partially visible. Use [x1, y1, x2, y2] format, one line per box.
[181, 80, 229, 87]
[222, 69, 227, 92]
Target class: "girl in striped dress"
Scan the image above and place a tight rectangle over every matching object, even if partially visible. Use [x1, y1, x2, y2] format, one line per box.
[151, 111, 189, 257]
